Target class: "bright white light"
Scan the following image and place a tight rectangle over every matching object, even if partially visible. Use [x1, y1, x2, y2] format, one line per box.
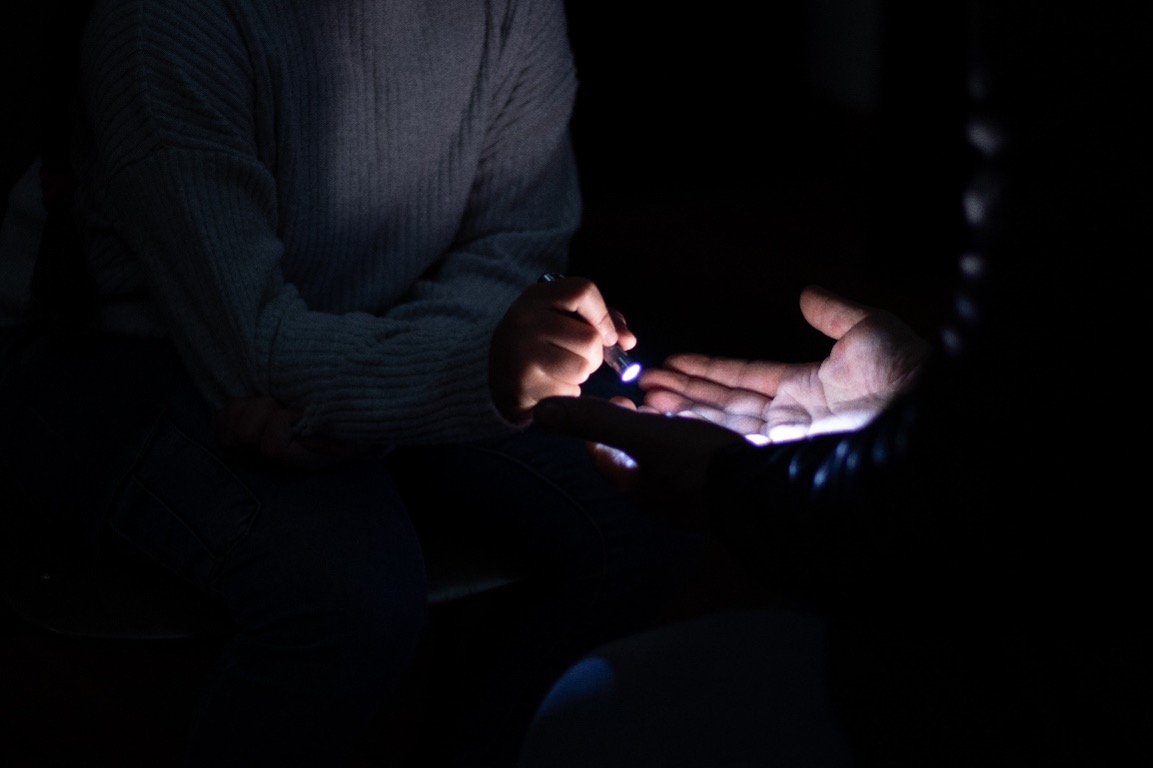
[744, 433, 771, 446]
[807, 411, 877, 437]
[604, 345, 641, 383]
[766, 411, 879, 444]
[767, 423, 809, 443]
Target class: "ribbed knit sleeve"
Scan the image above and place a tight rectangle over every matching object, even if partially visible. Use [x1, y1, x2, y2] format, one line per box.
[79, 0, 580, 445]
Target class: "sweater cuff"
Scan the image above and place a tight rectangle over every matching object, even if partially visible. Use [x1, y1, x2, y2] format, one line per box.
[263, 307, 514, 445]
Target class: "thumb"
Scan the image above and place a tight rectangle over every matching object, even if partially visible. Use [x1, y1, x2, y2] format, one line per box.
[799, 284, 872, 340]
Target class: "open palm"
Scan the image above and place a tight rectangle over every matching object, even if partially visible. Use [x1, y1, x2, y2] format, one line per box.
[639, 286, 931, 443]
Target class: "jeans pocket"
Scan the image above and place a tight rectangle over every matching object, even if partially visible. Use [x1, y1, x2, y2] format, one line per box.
[109, 419, 259, 588]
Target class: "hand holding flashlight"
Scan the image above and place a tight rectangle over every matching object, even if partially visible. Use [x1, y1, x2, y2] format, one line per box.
[488, 273, 640, 423]
[538, 273, 642, 383]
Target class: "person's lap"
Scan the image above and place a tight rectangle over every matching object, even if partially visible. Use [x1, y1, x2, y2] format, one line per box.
[0, 330, 430, 762]
[0, 329, 704, 763]
[383, 371, 711, 764]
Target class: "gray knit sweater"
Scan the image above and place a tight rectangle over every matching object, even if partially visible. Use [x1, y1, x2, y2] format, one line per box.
[3, 0, 580, 446]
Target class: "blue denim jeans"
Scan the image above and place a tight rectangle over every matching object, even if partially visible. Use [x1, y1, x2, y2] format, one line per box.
[518, 607, 855, 767]
[0, 330, 704, 765]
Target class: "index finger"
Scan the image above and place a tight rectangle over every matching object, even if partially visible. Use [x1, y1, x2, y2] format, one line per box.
[798, 285, 873, 340]
[639, 368, 772, 417]
[661, 353, 791, 395]
[545, 275, 618, 347]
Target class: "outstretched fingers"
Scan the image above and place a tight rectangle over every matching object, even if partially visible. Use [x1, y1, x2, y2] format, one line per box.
[660, 353, 792, 396]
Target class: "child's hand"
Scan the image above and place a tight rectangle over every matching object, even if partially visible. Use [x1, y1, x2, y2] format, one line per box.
[489, 275, 636, 423]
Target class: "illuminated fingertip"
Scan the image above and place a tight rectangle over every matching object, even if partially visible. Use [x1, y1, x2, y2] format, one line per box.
[744, 433, 771, 446]
[598, 443, 638, 470]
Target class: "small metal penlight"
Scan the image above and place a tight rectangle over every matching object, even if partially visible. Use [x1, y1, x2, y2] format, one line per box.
[604, 344, 642, 383]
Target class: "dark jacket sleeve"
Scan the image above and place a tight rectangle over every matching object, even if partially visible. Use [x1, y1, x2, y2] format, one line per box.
[702, 353, 986, 607]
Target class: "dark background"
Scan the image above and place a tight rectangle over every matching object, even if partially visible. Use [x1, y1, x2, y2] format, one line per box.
[561, 0, 969, 369]
[2, 1, 1146, 766]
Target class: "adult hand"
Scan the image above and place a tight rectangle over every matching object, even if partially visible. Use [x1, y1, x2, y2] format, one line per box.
[490, 274, 636, 423]
[213, 396, 372, 471]
[532, 394, 746, 516]
[641, 285, 931, 443]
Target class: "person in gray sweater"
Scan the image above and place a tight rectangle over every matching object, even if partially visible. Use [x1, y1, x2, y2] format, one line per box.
[0, 0, 701, 763]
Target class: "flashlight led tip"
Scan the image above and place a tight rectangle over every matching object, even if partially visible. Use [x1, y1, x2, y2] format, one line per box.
[604, 345, 641, 383]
